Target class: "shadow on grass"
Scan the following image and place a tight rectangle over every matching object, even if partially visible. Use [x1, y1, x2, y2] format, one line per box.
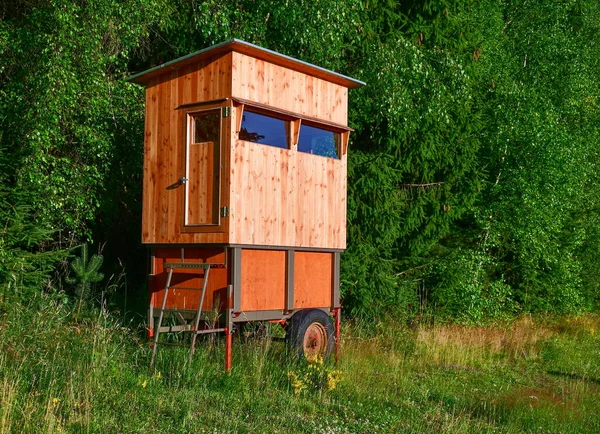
[547, 370, 600, 386]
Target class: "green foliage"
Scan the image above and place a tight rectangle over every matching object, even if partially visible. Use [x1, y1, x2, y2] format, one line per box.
[66, 243, 104, 313]
[344, 0, 600, 319]
[136, 0, 363, 72]
[454, 0, 600, 316]
[0, 139, 66, 300]
[344, 26, 482, 317]
[0, 195, 66, 299]
[1, 0, 599, 321]
[0, 0, 167, 239]
[430, 249, 517, 324]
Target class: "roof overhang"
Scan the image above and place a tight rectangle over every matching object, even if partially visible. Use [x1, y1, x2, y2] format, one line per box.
[126, 39, 365, 89]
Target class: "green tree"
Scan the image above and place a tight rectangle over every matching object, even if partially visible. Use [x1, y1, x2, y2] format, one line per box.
[0, 0, 168, 240]
[66, 243, 104, 315]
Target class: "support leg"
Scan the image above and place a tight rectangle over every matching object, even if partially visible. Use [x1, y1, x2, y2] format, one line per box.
[225, 328, 232, 371]
[150, 268, 174, 368]
[224, 284, 233, 372]
[147, 299, 154, 338]
[189, 267, 210, 363]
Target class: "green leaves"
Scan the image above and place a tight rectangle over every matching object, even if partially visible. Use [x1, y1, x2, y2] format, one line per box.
[0, 140, 67, 298]
[0, 0, 159, 239]
[341, 0, 600, 319]
[1, 0, 599, 321]
[467, 0, 600, 315]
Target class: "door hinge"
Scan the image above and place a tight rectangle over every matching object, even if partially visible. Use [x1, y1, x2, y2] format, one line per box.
[222, 106, 231, 118]
[220, 206, 229, 217]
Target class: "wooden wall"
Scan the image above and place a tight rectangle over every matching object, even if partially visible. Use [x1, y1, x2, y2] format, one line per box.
[229, 139, 347, 249]
[142, 53, 233, 245]
[231, 52, 348, 125]
[142, 49, 348, 249]
[150, 247, 229, 312]
[239, 249, 286, 311]
[149, 247, 335, 315]
[294, 252, 333, 309]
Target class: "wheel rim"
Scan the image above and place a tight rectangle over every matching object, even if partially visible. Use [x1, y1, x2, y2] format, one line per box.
[303, 322, 328, 360]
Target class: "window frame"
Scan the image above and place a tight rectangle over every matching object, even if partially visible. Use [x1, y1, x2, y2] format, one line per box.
[179, 100, 228, 233]
[297, 120, 343, 159]
[233, 98, 351, 159]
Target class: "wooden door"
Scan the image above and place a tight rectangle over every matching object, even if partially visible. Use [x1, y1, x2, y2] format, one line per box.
[184, 108, 221, 227]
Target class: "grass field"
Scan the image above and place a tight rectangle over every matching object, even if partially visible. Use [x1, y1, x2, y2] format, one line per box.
[0, 296, 599, 433]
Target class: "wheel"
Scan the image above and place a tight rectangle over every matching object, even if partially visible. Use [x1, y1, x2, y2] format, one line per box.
[287, 309, 334, 361]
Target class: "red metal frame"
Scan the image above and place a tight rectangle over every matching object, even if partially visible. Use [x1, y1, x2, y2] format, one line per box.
[225, 328, 232, 371]
[148, 245, 342, 371]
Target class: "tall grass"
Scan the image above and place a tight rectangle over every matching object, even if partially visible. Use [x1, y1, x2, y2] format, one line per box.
[0, 295, 599, 433]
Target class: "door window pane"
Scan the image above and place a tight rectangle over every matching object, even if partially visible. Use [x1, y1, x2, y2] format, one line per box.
[298, 124, 339, 158]
[194, 111, 220, 144]
[239, 110, 289, 149]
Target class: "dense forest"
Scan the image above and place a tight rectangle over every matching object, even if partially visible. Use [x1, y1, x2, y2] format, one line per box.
[1, 0, 599, 322]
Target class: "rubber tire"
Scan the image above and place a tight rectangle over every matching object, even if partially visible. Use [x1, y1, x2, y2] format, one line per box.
[287, 309, 334, 361]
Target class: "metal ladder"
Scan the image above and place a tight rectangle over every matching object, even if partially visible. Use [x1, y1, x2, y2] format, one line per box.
[149, 262, 225, 367]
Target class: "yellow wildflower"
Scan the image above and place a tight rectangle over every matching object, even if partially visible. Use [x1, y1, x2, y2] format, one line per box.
[287, 371, 307, 395]
[326, 370, 342, 391]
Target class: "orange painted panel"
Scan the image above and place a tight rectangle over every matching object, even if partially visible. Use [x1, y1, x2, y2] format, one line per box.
[240, 249, 286, 311]
[293, 252, 333, 309]
[150, 247, 228, 313]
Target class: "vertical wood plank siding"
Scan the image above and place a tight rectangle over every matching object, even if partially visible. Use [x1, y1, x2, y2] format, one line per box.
[142, 54, 232, 244]
[231, 52, 348, 124]
[142, 49, 348, 249]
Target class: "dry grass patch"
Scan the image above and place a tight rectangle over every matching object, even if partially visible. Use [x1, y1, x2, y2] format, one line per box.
[415, 315, 555, 366]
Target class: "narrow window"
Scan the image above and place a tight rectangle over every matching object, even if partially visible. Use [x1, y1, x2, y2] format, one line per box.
[298, 124, 340, 159]
[239, 110, 289, 149]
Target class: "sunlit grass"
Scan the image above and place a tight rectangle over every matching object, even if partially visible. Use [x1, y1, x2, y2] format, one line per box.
[0, 295, 599, 433]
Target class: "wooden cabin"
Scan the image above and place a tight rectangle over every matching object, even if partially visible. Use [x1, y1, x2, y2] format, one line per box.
[127, 39, 364, 367]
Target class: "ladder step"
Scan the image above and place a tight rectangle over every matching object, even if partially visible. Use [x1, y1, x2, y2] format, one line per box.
[164, 262, 224, 269]
[194, 328, 226, 335]
[150, 263, 216, 368]
[157, 325, 225, 334]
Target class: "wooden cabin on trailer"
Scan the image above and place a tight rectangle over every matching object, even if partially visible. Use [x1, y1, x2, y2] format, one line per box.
[127, 39, 364, 369]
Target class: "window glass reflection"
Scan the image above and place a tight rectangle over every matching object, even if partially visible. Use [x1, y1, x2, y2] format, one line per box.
[239, 111, 288, 149]
[298, 124, 339, 158]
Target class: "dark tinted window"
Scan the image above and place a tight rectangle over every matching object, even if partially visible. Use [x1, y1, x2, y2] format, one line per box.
[298, 124, 339, 158]
[239, 110, 288, 149]
[193, 111, 220, 144]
